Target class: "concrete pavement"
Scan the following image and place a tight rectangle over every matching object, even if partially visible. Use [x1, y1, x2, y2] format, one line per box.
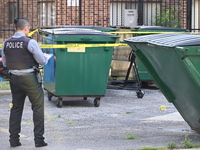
[0, 89, 200, 150]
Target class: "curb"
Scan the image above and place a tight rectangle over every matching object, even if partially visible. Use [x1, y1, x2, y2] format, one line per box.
[176, 149, 200, 150]
[0, 90, 11, 95]
[0, 90, 46, 95]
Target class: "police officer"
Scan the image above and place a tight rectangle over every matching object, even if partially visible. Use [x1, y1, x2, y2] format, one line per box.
[1, 18, 48, 147]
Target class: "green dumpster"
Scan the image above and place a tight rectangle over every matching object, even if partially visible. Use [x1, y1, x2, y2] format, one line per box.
[125, 33, 200, 132]
[39, 28, 119, 107]
[131, 26, 189, 81]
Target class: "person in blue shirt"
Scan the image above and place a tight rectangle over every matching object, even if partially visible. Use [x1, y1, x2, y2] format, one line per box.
[1, 17, 48, 148]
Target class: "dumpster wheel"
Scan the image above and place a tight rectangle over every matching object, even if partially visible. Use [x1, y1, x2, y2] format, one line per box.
[136, 90, 145, 99]
[94, 98, 100, 107]
[56, 98, 63, 108]
[47, 92, 53, 101]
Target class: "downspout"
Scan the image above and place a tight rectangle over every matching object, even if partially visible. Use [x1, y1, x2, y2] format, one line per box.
[187, 0, 192, 31]
[17, 0, 20, 17]
[138, 0, 144, 25]
[79, 0, 82, 25]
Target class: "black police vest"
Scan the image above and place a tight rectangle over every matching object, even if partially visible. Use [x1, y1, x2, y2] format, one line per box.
[4, 36, 39, 70]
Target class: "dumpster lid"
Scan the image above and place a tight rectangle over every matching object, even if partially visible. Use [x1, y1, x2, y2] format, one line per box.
[39, 28, 118, 36]
[40, 25, 118, 31]
[125, 33, 200, 47]
[131, 26, 189, 32]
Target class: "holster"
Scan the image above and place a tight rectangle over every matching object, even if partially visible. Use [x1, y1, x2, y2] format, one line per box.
[33, 66, 42, 83]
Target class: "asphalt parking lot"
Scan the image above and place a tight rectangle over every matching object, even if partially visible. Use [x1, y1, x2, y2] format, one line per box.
[0, 89, 200, 150]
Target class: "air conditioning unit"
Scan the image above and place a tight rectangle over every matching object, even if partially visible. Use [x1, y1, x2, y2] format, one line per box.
[124, 9, 137, 28]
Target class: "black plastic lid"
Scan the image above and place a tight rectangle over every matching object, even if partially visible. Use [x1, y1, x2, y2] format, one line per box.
[125, 33, 200, 47]
[131, 26, 189, 32]
[40, 25, 117, 31]
[39, 28, 118, 37]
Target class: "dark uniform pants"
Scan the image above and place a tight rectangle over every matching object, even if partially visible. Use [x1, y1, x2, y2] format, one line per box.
[9, 72, 45, 144]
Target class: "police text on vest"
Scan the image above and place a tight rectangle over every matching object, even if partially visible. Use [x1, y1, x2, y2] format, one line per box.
[6, 42, 23, 49]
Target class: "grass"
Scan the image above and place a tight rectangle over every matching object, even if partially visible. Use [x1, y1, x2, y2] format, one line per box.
[181, 135, 193, 148]
[118, 111, 134, 114]
[136, 147, 161, 150]
[46, 115, 61, 120]
[135, 135, 200, 150]
[46, 117, 58, 120]
[167, 142, 177, 149]
[66, 121, 74, 124]
[123, 134, 139, 140]
[0, 81, 10, 90]
[26, 120, 34, 123]
[125, 112, 135, 114]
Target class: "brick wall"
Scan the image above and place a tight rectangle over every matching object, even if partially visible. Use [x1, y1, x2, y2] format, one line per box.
[0, 0, 188, 41]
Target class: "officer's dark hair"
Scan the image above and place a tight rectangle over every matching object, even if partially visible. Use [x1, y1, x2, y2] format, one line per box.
[14, 17, 30, 31]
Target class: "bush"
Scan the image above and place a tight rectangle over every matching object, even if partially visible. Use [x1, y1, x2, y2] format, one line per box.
[154, 7, 182, 28]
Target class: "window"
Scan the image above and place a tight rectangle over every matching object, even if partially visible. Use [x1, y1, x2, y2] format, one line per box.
[143, 3, 160, 26]
[67, 0, 79, 6]
[110, 2, 160, 27]
[9, 2, 18, 24]
[110, 2, 137, 27]
[39, 2, 55, 26]
[192, 0, 200, 32]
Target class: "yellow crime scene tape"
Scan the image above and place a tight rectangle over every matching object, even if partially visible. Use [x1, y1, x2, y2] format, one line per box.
[1, 29, 129, 48]
[28, 29, 39, 37]
[0, 43, 128, 48]
[40, 43, 128, 48]
[0, 29, 192, 49]
[28, 28, 182, 35]
[108, 31, 181, 34]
